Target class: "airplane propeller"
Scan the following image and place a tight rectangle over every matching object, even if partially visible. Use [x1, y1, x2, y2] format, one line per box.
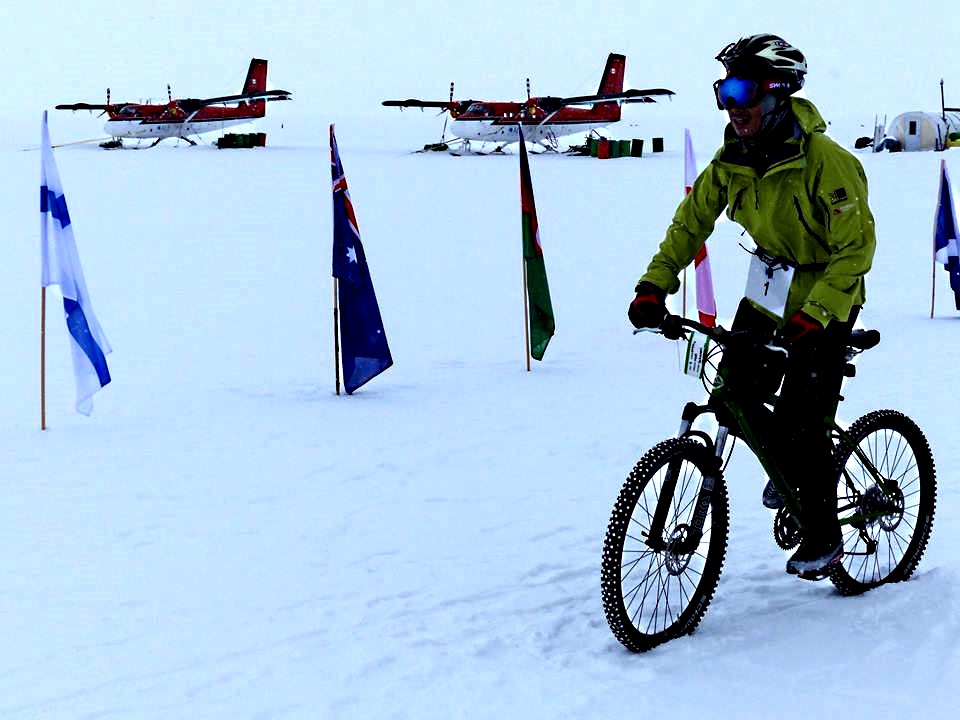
[440, 82, 455, 141]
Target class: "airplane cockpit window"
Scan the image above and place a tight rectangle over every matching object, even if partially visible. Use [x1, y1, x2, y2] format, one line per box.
[467, 103, 490, 115]
[119, 106, 138, 116]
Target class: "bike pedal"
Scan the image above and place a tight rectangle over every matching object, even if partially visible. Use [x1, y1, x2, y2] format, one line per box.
[794, 552, 844, 582]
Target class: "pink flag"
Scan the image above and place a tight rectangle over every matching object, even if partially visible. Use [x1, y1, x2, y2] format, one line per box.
[685, 129, 717, 327]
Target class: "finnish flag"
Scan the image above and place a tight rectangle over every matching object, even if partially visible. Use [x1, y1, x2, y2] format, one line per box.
[40, 112, 112, 415]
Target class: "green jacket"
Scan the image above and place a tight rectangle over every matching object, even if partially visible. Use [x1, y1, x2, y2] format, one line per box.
[640, 97, 876, 327]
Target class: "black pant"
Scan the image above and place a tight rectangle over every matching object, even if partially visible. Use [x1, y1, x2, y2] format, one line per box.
[720, 299, 859, 537]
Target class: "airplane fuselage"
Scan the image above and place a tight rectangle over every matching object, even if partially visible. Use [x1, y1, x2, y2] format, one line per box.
[450, 119, 612, 144]
[449, 100, 619, 144]
[105, 115, 257, 140]
[102, 99, 266, 141]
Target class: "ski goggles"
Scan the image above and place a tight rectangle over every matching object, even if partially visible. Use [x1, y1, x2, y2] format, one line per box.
[713, 77, 793, 110]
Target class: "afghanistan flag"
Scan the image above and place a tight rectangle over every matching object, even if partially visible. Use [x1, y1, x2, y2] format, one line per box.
[518, 126, 555, 360]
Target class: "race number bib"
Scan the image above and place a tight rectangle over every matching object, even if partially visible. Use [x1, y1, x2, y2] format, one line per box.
[745, 253, 795, 318]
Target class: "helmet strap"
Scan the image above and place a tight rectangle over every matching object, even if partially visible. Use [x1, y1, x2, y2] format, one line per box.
[743, 94, 793, 148]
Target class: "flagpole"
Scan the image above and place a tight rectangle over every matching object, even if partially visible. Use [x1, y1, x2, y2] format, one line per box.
[41, 286, 47, 430]
[932, 159, 943, 319]
[333, 280, 341, 395]
[682, 268, 688, 318]
[931, 246, 937, 319]
[522, 259, 531, 372]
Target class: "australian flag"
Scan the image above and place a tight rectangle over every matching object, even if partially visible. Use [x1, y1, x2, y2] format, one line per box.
[40, 111, 112, 415]
[934, 160, 960, 310]
[330, 125, 392, 394]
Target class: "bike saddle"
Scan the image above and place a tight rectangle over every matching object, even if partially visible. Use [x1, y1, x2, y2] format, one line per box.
[849, 329, 880, 350]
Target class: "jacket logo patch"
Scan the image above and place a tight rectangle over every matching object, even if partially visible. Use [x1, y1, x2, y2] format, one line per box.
[829, 187, 848, 204]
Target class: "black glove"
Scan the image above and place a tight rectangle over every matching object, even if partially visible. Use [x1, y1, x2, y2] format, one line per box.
[628, 281, 667, 329]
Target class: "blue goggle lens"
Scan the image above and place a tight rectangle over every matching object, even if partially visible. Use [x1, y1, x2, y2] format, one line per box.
[714, 77, 761, 110]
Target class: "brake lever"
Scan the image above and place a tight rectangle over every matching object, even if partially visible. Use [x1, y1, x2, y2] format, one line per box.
[660, 315, 688, 340]
[631, 319, 689, 340]
[630, 325, 689, 340]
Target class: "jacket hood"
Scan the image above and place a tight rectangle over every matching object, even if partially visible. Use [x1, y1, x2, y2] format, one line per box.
[789, 97, 827, 134]
[722, 96, 827, 144]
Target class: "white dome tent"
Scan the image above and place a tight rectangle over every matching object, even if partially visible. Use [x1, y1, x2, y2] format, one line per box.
[885, 110, 960, 151]
[876, 80, 960, 151]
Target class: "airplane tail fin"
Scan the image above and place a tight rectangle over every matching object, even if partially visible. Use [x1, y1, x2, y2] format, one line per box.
[243, 59, 269, 116]
[597, 53, 626, 95]
[590, 53, 626, 121]
[243, 59, 268, 94]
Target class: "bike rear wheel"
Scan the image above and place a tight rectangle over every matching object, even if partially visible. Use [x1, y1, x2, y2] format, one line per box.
[830, 409, 936, 595]
[601, 438, 729, 652]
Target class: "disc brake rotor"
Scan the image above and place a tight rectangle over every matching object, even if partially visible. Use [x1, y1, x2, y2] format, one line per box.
[861, 483, 905, 532]
[664, 524, 694, 576]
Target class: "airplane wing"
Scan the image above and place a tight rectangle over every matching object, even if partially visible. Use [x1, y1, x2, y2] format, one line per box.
[382, 99, 452, 109]
[55, 103, 117, 111]
[180, 89, 293, 112]
[382, 99, 476, 116]
[555, 88, 676, 106]
[57, 89, 290, 114]
[195, 89, 292, 105]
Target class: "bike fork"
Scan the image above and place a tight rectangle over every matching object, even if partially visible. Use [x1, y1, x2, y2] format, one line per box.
[645, 405, 726, 553]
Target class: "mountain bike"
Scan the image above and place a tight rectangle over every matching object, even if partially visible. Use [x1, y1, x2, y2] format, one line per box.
[601, 314, 937, 653]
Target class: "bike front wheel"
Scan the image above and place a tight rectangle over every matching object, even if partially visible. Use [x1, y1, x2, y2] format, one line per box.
[831, 409, 937, 595]
[601, 437, 729, 652]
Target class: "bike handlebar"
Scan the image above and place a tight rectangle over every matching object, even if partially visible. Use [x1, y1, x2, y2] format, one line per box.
[640, 313, 881, 355]
[657, 314, 759, 349]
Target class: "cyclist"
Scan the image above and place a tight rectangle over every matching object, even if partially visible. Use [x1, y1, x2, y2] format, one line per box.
[627, 34, 876, 578]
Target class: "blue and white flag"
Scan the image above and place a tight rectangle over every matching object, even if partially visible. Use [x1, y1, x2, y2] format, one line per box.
[41, 111, 112, 415]
[330, 124, 392, 394]
[934, 159, 960, 311]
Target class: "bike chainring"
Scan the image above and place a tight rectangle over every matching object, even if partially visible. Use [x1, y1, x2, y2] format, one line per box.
[773, 507, 802, 550]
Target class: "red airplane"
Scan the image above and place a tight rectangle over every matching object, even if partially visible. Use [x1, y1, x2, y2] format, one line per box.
[55, 58, 291, 148]
[383, 53, 673, 151]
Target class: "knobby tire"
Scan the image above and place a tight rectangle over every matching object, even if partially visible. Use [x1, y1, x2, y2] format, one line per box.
[601, 438, 729, 653]
[830, 410, 936, 595]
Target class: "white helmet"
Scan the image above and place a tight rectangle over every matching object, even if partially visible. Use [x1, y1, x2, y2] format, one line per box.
[716, 34, 806, 92]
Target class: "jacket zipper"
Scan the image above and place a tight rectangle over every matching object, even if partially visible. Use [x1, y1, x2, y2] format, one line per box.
[730, 187, 746, 221]
[792, 196, 832, 256]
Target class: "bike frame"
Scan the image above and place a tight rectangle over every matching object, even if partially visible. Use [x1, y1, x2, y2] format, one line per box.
[644, 316, 895, 553]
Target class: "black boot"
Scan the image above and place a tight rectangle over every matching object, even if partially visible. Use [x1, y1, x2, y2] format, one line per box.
[786, 495, 843, 579]
[786, 532, 842, 579]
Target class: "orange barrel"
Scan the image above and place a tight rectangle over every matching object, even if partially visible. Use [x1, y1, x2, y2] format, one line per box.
[597, 140, 611, 159]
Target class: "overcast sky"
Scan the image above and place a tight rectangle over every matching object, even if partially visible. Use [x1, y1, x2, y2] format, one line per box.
[11, 1, 959, 128]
